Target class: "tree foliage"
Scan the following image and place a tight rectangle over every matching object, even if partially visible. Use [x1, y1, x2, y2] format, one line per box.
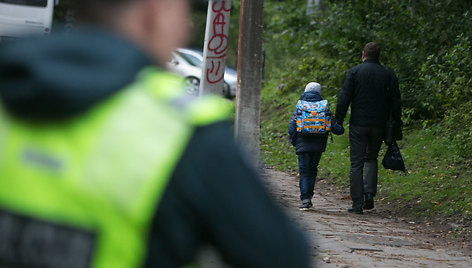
[263, 0, 472, 157]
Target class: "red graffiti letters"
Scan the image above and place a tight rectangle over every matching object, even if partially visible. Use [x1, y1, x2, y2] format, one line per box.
[209, 13, 228, 54]
[206, 0, 230, 84]
[212, 0, 231, 13]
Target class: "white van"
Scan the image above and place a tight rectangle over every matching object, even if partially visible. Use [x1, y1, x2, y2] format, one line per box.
[0, 0, 56, 40]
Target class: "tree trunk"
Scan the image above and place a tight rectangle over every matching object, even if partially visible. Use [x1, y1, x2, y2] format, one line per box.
[306, 0, 315, 16]
[306, 0, 321, 18]
[409, 0, 416, 17]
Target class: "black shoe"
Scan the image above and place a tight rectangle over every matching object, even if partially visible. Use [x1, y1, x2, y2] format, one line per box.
[299, 199, 313, 211]
[363, 193, 374, 210]
[347, 208, 363, 214]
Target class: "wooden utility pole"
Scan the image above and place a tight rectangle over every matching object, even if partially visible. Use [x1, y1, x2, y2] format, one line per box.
[200, 0, 232, 96]
[235, 0, 264, 161]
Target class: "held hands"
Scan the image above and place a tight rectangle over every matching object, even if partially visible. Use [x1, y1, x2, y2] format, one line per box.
[331, 119, 345, 135]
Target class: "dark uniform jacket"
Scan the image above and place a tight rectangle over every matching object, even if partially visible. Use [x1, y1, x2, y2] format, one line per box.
[288, 91, 329, 154]
[335, 59, 402, 128]
[0, 29, 310, 268]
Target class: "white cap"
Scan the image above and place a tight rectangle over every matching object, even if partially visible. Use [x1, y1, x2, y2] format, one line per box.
[304, 82, 321, 93]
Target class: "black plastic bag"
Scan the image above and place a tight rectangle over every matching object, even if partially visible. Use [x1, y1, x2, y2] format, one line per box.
[382, 142, 406, 172]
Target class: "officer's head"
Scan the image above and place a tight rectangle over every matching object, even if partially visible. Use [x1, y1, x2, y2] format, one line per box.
[71, 0, 190, 64]
[362, 42, 380, 61]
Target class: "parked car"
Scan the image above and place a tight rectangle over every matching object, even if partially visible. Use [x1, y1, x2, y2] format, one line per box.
[0, 0, 56, 41]
[166, 48, 237, 99]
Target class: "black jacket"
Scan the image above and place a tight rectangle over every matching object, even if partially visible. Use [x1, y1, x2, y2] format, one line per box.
[288, 91, 329, 154]
[0, 29, 310, 268]
[335, 59, 402, 128]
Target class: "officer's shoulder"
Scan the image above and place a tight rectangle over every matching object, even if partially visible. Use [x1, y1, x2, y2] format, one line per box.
[137, 68, 231, 125]
[181, 95, 232, 126]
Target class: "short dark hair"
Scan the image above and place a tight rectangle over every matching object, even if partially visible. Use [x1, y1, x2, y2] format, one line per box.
[363, 42, 380, 60]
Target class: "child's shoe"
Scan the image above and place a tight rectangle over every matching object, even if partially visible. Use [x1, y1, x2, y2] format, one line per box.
[298, 199, 312, 211]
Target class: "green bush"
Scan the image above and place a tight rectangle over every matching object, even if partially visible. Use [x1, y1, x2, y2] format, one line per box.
[419, 34, 472, 157]
[261, 0, 472, 237]
[263, 0, 472, 156]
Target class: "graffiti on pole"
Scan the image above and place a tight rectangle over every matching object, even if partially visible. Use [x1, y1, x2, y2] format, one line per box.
[206, 1, 230, 84]
[200, 0, 232, 95]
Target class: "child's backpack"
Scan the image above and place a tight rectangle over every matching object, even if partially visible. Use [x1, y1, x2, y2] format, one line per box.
[296, 100, 332, 135]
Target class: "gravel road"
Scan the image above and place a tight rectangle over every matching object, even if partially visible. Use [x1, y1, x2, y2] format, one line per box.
[261, 168, 472, 268]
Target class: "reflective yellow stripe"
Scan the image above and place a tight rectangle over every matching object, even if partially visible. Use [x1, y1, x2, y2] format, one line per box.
[186, 96, 232, 126]
[140, 67, 231, 126]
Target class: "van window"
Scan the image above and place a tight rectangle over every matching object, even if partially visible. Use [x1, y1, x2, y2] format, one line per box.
[0, 0, 47, 8]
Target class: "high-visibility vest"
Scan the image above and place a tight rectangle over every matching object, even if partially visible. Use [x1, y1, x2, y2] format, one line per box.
[0, 67, 231, 268]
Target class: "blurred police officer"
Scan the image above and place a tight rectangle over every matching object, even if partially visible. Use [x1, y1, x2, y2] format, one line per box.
[0, 0, 310, 267]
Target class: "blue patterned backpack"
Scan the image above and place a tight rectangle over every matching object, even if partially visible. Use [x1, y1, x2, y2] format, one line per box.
[296, 100, 332, 135]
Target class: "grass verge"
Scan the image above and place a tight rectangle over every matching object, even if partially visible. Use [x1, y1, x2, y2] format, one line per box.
[260, 84, 472, 242]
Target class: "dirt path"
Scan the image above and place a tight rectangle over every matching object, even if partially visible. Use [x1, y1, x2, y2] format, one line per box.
[261, 168, 472, 268]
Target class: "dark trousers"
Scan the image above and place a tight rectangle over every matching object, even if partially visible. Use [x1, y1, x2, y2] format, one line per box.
[349, 125, 384, 209]
[298, 152, 322, 200]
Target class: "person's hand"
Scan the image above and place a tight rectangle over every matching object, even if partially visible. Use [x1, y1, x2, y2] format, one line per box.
[331, 119, 344, 135]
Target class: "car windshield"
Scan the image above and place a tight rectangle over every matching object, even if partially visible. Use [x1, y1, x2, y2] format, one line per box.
[177, 51, 203, 68]
[0, 0, 47, 7]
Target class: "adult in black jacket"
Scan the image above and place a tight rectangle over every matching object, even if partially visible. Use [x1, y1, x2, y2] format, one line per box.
[288, 82, 329, 210]
[335, 42, 402, 214]
[0, 0, 310, 267]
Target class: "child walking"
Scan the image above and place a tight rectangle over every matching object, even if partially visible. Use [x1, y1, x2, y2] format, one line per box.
[288, 82, 343, 210]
